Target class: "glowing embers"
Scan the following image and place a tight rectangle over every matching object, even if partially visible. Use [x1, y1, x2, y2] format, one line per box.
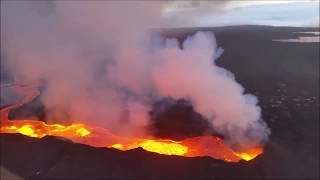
[233, 148, 263, 161]
[0, 120, 91, 138]
[119, 139, 189, 156]
[17, 125, 38, 137]
[0, 120, 262, 162]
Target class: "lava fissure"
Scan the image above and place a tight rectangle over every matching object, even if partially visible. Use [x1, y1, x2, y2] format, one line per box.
[0, 83, 263, 162]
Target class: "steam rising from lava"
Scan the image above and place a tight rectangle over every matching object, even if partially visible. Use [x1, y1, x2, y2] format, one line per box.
[1, 1, 270, 152]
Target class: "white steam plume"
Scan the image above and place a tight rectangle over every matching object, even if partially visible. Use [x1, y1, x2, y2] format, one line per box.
[153, 32, 270, 150]
[1, 1, 270, 151]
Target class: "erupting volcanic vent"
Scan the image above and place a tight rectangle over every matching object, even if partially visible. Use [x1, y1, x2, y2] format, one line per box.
[1, 1, 270, 164]
[1, 83, 262, 162]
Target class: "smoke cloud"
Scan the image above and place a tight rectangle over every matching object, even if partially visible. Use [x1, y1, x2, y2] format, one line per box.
[1, 1, 270, 151]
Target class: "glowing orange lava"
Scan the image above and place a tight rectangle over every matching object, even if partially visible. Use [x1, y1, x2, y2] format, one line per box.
[0, 82, 263, 162]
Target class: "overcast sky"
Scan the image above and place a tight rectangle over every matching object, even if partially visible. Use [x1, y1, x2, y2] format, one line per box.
[164, 0, 319, 27]
[1, 1, 319, 29]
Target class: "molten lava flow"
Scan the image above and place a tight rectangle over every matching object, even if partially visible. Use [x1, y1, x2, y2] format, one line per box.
[0, 83, 263, 162]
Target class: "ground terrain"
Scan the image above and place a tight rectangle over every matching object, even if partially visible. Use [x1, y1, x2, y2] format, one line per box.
[1, 25, 319, 179]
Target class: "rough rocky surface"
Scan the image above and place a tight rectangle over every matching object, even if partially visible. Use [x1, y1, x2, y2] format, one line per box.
[1, 134, 262, 179]
[0, 133, 318, 179]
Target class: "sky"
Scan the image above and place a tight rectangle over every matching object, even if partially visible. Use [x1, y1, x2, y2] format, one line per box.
[164, 0, 319, 27]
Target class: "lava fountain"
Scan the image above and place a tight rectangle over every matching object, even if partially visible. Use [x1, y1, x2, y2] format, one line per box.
[0, 82, 263, 162]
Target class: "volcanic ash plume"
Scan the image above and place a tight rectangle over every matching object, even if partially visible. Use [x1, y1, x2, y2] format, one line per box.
[1, 1, 270, 151]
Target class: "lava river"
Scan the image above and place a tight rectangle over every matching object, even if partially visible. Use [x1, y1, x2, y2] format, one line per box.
[0, 82, 263, 162]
